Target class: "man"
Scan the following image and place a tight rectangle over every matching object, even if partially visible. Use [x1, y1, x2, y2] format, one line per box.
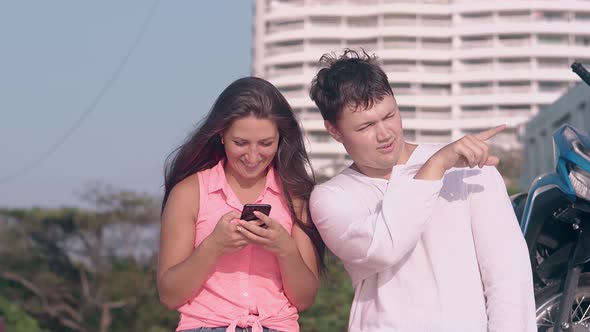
[309, 49, 536, 332]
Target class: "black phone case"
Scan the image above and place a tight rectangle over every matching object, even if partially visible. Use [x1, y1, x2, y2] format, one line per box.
[240, 204, 271, 221]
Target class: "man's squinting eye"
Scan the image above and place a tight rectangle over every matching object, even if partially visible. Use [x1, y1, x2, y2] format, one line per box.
[357, 124, 372, 131]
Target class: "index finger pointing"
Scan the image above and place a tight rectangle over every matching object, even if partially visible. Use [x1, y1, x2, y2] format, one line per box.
[474, 124, 507, 141]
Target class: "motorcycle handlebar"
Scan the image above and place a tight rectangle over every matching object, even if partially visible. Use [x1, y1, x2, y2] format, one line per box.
[571, 62, 590, 87]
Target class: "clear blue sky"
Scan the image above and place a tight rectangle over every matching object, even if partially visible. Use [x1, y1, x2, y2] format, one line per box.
[0, 0, 254, 207]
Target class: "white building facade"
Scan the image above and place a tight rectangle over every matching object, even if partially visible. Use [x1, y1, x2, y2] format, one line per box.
[253, 0, 590, 177]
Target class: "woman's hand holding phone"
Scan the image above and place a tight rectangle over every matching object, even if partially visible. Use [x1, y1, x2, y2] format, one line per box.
[236, 211, 297, 259]
[240, 204, 271, 223]
[208, 210, 249, 255]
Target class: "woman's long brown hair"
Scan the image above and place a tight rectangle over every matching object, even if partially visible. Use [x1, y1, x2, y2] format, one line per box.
[163, 77, 325, 268]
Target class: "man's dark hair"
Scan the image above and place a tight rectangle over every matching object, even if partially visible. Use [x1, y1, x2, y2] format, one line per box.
[309, 48, 393, 123]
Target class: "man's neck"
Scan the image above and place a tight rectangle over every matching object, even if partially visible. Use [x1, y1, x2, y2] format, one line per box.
[397, 142, 417, 165]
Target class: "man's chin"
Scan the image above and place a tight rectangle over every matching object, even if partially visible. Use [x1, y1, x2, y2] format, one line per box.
[379, 156, 397, 168]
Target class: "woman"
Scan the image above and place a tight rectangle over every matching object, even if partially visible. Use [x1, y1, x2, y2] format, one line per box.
[158, 77, 324, 332]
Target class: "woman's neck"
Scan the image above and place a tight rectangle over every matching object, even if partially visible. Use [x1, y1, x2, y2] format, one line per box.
[224, 163, 268, 203]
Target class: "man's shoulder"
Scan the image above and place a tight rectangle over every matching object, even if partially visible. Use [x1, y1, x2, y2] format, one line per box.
[310, 169, 374, 220]
[311, 168, 372, 202]
[314, 169, 357, 193]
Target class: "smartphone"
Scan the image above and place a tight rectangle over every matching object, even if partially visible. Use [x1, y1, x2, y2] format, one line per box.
[240, 203, 271, 222]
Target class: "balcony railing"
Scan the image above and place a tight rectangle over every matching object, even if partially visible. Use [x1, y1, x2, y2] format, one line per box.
[267, 66, 304, 77]
[497, 15, 531, 23]
[460, 17, 493, 24]
[383, 64, 415, 72]
[461, 40, 493, 49]
[497, 85, 531, 93]
[391, 87, 417, 95]
[420, 19, 451, 27]
[384, 41, 417, 49]
[421, 65, 451, 73]
[498, 39, 532, 47]
[266, 44, 304, 56]
[497, 62, 531, 70]
[461, 87, 494, 94]
[417, 111, 452, 119]
[267, 21, 305, 34]
[461, 64, 493, 71]
[421, 42, 452, 50]
[383, 18, 417, 26]
[400, 111, 416, 119]
[538, 62, 568, 69]
[498, 109, 532, 117]
[418, 135, 452, 143]
[309, 20, 341, 28]
[421, 88, 451, 95]
[461, 110, 493, 118]
[281, 89, 307, 99]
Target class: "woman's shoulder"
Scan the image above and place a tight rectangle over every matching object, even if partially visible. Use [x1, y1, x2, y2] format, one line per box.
[169, 173, 201, 204]
[175, 163, 221, 194]
[162, 172, 201, 223]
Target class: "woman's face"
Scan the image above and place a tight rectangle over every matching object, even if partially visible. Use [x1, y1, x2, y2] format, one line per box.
[222, 115, 279, 181]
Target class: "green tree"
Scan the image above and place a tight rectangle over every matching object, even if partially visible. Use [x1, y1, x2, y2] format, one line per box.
[0, 184, 169, 332]
[0, 297, 44, 332]
[300, 252, 353, 332]
[0, 184, 362, 331]
[492, 147, 524, 194]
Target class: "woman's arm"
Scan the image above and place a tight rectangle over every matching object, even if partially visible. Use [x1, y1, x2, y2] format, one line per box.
[157, 175, 243, 309]
[276, 204, 320, 311]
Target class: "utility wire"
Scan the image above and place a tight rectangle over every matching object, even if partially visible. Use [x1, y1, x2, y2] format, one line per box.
[0, 0, 161, 184]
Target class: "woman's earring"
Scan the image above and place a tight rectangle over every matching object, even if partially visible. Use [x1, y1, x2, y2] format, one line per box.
[220, 136, 224, 145]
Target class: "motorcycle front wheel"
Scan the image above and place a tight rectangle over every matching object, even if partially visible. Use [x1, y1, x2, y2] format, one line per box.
[535, 272, 590, 331]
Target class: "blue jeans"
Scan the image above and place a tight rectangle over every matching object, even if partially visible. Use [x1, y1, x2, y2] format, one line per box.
[180, 328, 279, 332]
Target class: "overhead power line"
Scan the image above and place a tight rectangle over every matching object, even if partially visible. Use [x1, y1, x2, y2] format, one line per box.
[0, 0, 161, 184]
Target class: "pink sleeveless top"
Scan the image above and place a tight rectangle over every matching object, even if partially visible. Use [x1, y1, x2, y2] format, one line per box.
[175, 160, 299, 332]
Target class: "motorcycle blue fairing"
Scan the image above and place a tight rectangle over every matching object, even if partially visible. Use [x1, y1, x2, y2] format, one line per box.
[519, 124, 590, 267]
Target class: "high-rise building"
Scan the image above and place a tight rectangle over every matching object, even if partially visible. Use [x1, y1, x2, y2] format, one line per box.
[253, 0, 590, 177]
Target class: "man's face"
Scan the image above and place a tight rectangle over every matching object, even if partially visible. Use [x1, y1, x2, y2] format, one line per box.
[325, 95, 409, 178]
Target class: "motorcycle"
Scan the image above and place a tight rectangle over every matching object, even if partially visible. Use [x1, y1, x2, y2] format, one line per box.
[511, 62, 590, 331]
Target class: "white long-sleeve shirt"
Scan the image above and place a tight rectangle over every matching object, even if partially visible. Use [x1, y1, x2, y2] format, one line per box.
[310, 144, 536, 332]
